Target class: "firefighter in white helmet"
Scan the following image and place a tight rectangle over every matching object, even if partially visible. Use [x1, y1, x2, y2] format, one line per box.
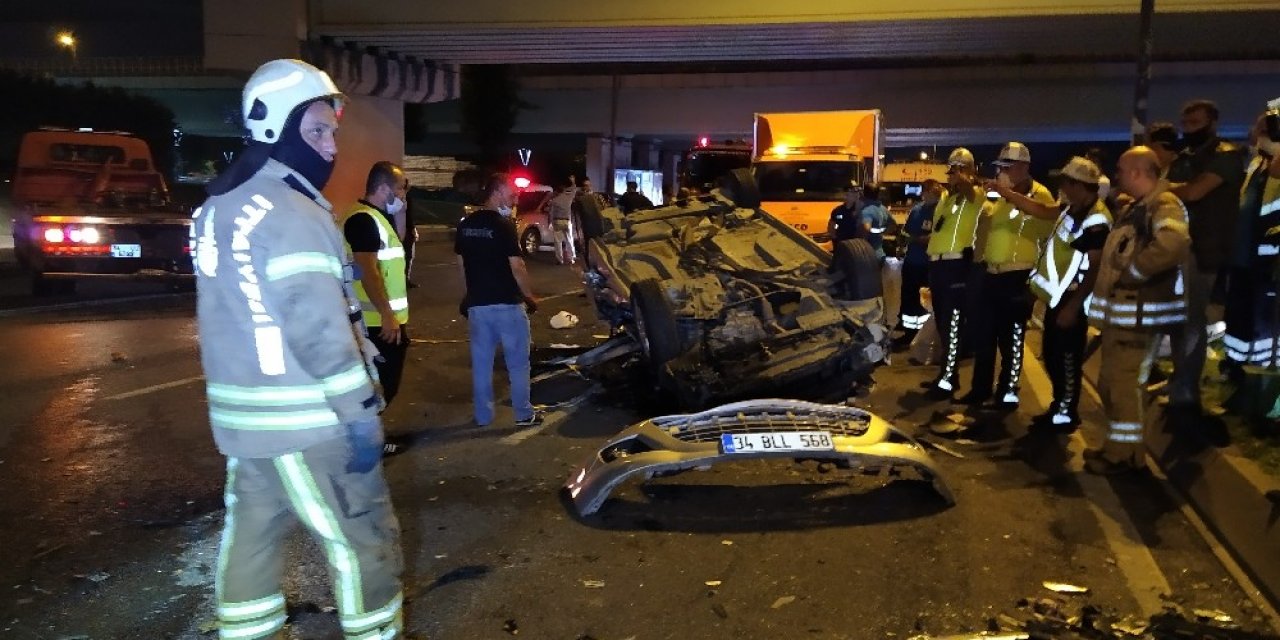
[192, 59, 404, 638]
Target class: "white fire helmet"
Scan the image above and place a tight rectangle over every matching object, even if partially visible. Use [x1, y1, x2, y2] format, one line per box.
[241, 59, 344, 144]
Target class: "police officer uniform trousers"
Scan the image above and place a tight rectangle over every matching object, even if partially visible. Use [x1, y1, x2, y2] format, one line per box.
[928, 256, 969, 391]
[216, 437, 404, 639]
[970, 267, 1033, 402]
[1041, 301, 1088, 422]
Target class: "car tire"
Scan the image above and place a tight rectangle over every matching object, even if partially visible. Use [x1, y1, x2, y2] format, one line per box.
[630, 279, 683, 371]
[577, 195, 605, 240]
[519, 226, 541, 256]
[722, 167, 762, 210]
[833, 239, 882, 301]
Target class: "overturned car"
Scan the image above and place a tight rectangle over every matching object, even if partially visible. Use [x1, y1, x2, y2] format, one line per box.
[579, 169, 889, 408]
[564, 399, 955, 517]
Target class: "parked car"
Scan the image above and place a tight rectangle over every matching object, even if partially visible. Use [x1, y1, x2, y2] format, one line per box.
[514, 185, 554, 256]
[579, 168, 889, 408]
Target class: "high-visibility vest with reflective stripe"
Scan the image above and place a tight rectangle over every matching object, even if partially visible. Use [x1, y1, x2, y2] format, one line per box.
[927, 188, 985, 256]
[983, 180, 1057, 266]
[1029, 199, 1112, 308]
[341, 204, 409, 327]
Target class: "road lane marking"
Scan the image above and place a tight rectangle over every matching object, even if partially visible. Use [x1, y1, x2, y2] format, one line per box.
[499, 389, 593, 446]
[104, 375, 204, 401]
[1022, 350, 1172, 616]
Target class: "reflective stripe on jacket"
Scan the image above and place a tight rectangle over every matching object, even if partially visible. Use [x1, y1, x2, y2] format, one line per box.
[927, 187, 986, 256]
[983, 180, 1057, 266]
[341, 203, 409, 327]
[193, 159, 380, 458]
[1087, 182, 1191, 330]
[1029, 198, 1112, 308]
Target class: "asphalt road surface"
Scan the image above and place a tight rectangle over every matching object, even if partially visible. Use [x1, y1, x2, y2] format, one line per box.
[0, 239, 1276, 639]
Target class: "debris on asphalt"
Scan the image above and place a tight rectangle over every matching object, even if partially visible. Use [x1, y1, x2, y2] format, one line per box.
[111, 351, 128, 363]
[503, 618, 519, 635]
[705, 580, 722, 587]
[721, 540, 734, 546]
[1194, 608, 1234, 623]
[711, 603, 729, 619]
[919, 438, 965, 459]
[85, 571, 110, 583]
[1042, 581, 1090, 595]
[771, 595, 797, 609]
[581, 579, 606, 588]
[550, 310, 579, 329]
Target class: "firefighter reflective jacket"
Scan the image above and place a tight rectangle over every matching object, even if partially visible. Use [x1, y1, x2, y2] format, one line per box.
[341, 203, 409, 328]
[927, 186, 986, 257]
[1087, 182, 1192, 329]
[983, 180, 1057, 266]
[1030, 198, 1112, 308]
[192, 159, 381, 459]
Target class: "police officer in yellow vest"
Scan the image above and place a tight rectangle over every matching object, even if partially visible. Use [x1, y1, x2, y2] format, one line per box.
[959, 142, 1058, 408]
[1085, 146, 1192, 474]
[991, 156, 1112, 429]
[926, 148, 992, 397]
[343, 162, 411, 405]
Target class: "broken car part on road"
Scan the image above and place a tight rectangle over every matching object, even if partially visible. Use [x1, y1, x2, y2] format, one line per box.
[564, 399, 955, 517]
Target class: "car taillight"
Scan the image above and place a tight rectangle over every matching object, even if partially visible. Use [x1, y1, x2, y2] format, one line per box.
[44, 227, 65, 243]
[43, 225, 102, 244]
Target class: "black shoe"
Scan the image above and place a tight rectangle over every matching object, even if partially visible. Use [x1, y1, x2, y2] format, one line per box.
[985, 390, 1019, 411]
[407, 280, 420, 289]
[925, 385, 955, 401]
[955, 391, 990, 406]
[1083, 450, 1142, 476]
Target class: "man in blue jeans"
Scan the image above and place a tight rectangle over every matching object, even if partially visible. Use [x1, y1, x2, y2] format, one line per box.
[456, 173, 543, 427]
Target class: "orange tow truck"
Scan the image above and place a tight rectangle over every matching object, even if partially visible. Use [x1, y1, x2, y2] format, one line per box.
[9, 129, 193, 295]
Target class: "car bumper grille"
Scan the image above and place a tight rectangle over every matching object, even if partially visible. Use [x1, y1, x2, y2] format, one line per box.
[654, 401, 871, 443]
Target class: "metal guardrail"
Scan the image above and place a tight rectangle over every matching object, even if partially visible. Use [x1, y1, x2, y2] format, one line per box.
[0, 56, 206, 77]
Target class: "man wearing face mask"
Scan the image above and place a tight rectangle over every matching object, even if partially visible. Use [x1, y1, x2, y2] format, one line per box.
[1166, 99, 1245, 421]
[343, 162, 411, 405]
[194, 59, 404, 638]
[1224, 108, 1280, 376]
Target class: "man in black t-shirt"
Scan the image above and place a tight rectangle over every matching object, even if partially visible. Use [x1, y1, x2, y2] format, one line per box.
[456, 173, 543, 428]
[1167, 99, 1245, 416]
[617, 180, 654, 213]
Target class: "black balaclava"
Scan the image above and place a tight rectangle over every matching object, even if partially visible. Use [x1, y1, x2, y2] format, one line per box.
[270, 97, 335, 193]
[207, 97, 335, 197]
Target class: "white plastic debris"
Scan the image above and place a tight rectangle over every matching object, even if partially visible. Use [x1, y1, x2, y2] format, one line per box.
[550, 311, 579, 329]
[1042, 581, 1090, 595]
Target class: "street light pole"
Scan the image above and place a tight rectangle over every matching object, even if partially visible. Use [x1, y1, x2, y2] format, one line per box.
[1131, 0, 1155, 145]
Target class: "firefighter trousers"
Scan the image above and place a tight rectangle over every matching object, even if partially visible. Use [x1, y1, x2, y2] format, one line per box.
[1042, 303, 1089, 421]
[927, 257, 969, 391]
[970, 269, 1033, 401]
[215, 437, 404, 640]
[1096, 326, 1161, 466]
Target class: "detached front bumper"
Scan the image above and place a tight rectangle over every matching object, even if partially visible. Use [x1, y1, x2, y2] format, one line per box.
[564, 399, 955, 517]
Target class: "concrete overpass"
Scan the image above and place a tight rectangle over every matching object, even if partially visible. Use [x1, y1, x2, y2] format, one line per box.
[302, 0, 1280, 187]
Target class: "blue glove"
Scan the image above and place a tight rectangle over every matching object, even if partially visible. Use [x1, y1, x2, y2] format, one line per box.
[345, 417, 385, 474]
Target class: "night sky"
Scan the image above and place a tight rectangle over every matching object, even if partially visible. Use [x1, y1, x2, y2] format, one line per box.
[0, 0, 203, 59]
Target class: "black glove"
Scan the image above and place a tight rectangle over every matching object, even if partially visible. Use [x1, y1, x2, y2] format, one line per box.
[523, 295, 538, 314]
[458, 299, 469, 318]
[345, 418, 384, 474]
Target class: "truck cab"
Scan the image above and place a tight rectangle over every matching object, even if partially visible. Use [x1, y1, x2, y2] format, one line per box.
[752, 110, 882, 246]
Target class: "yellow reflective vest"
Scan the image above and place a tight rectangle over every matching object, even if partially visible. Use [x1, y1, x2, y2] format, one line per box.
[341, 203, 409, 327]
[927, 186, 986, 257]
[1029, 198, 1112, 308]
[982, 180, 1057, 266]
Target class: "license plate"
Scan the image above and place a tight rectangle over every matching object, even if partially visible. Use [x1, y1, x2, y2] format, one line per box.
[110, 244, 141, 258]
[720, 431, 834, 454]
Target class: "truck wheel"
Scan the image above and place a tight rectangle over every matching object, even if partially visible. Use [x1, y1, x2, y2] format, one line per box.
[31, 274, 75, 297]
[519, 227, 541, 256]
[833, 239, 882, 301]
[630, 279, 682, 371]
[722, 168, 762, 210]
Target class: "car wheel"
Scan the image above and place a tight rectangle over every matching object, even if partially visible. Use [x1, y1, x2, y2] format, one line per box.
[520, 227, 541, 256]
[721, 167, 762, 210]
[833, 239, 883, 301]
[630, 279, 683, 371]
